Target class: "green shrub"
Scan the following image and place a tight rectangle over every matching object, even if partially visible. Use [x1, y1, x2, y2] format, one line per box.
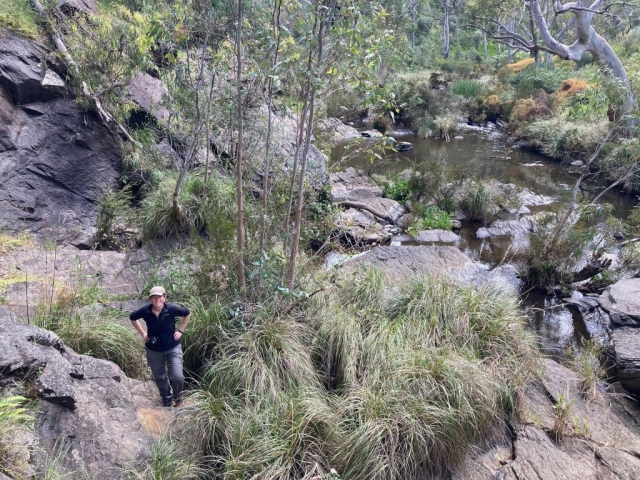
[96, 186, 135, 250]
[383, 177, 412, 202]
[569, 339, 605, 400]
[411, 205, 453, 231]
[386, 76, 440, 132]
[140, 172, 237, 240]
[0, 0, 41, 38]
[525, 117, 608, 161]
[509, 64, 568, 99]
[452, 79, 483, 98]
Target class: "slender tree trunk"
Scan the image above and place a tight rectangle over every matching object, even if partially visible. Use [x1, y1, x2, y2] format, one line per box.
[258, 0, 282, 293]
[454, 12, 461, 59]
[235, 0, 247, 302]
[287, 0, 329, 289]
[443, 2, 450, 59]
[483, 24, 488, 61]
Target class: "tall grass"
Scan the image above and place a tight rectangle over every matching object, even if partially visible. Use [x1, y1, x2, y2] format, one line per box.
[140, 172, 237, 240]
[452, 79, 483, 98]
[32, 286, 147, 379]
[123, 435, 204, 480]
[0, 396, 34, 480]
[179, 271, 538, 478]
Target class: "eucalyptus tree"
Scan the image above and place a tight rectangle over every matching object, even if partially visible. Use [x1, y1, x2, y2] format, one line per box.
[471, 0, 636, 114]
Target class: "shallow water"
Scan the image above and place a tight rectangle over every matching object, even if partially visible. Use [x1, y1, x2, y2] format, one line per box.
[331, 126, 633, 357]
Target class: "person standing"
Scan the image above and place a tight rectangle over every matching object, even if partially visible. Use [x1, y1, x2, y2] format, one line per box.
[130, 286, 191, 407]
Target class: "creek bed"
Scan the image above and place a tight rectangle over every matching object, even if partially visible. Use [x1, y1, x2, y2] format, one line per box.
[331, 125, 634, 358]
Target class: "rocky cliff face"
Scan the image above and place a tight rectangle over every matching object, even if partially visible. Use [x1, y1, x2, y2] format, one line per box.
[0, 32, 122, 242]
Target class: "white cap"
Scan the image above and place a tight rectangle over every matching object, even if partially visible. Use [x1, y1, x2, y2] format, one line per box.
[149, 286, 166, 297]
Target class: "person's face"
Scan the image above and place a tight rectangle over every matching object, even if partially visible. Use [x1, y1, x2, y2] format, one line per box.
[150, 294, 166, 309]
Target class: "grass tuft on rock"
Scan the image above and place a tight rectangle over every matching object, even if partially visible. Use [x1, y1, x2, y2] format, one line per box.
[179, 270, 538, 479]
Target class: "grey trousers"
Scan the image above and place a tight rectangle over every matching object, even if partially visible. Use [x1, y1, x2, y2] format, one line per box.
[145, 344, 184, 402]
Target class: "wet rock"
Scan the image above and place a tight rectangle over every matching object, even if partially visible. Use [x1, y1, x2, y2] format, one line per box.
[0, 33, 67, 104]
[388, 127, 414, 137]
[476, 216, 537, 239]
[396, 141, 413, 152]
[392, 229, 459, 245]
[126, 72, 170, 125]
[0, 97, 122, 237]
[360, 129, 383, 138]
[341, 245, 482, 284]
[0, 317, 165, 478]
[316, 117, 360, 142]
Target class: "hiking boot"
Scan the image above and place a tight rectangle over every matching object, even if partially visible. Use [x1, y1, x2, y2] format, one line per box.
[173, 398, 183, 407]
[162, 398, 173, 407]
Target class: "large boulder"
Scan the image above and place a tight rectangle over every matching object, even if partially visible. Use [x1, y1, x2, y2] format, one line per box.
[0, 33, 67, 105]
[340, 245, 482, 285]
[126, 72, 170, 125]
[316, 117, 360, 142]
[453, 359, 640, 479]
[330, 167, 382, 202]
[57, 0, 98, 16]
[0, 96, 122, 237]
[0, 315, 168, 478]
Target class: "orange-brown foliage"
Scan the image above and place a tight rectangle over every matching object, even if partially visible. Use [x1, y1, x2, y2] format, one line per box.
[555, 78, 588, 97]
[509, 93, 554, 135]
[505, 58, 535, 73]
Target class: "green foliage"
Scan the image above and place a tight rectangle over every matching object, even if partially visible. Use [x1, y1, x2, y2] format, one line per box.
[509, 64, 568, 99]
[180, 272, 538, 478]
[569, 339, 605, 400]
[552, 391, 573, 440]
[96, 186, 135, 250]
[452, 79, 483, 98]
[385, 75, 440, 132]
[0, 395, 34, 480]
[411, 204, 453, 231]
[140, 172, 237, 240]
[0, 0, 41, 38]
[383, 177, 412, 202]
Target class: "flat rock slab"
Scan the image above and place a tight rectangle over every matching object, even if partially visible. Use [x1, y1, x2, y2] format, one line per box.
[455, 358, 640, 480]
[330, 167, 383, 202]
[393, 229, 459, 245]
[476, 216, 537, 239]
[316, 117, 360, 142]
[341, 245, 481, 284]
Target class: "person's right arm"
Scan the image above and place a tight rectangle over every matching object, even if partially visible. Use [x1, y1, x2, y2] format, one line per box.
[130, 308, 149, 342]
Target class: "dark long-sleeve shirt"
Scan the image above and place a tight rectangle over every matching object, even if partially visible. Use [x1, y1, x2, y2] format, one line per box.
[130, 302, 190, 352]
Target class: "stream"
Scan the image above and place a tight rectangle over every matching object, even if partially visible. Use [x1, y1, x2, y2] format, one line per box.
[331, 125, 636, 359]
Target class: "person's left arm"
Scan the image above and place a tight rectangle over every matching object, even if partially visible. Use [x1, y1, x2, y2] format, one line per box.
[172, 305, 191, 340]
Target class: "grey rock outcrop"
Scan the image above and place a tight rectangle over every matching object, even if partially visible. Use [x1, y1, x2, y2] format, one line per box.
[0, 316, 167, 479]
[0, 33, 68, 105]
[57, 0, 98, 16]
[0, 97, 122, 236]
[0, 34, 122, 238]
[330, 168, 406, 244]
[597, 278, 640, 394]
[454, 359, 640, 479]
[392, 229, 459, 245]
[316, 117, 360, 142]
[341, 245, 481, 285]
[476, 216, 538, 239]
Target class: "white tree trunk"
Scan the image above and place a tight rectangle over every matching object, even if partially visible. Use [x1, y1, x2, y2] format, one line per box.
[532, 0, 635, 113]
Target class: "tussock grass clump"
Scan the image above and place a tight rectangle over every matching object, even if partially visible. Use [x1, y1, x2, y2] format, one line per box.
[452, 79, 483, 98]
[180, 270, 537, 478]
[526, 116, 608, 161]
[141, 172, 237, 239]
[32, 288, 147, 379]
[0, 395, 34, 480]
[123, 435, 204, 480]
